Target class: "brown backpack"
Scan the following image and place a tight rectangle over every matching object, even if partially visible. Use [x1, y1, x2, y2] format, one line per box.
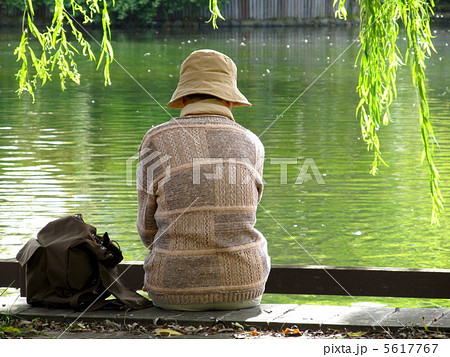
[16, 214, 152, 311]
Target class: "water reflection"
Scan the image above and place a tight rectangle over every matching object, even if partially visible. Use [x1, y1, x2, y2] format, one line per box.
[0, 27, 449, 279]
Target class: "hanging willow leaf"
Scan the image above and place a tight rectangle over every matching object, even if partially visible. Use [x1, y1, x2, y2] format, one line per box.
[207, 0, 225, 29]
[334, 0, 443, 223]
[15, 0, 114, 101]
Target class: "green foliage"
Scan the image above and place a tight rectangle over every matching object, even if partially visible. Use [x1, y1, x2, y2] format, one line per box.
[14, 0, 114, 101]
[9, 0, 215, 101]
[334, 0, 443, 223]
[207, 0, 225, 29]
[0, 0, 207, 22]
[107, 0, 216, 23]
[107, 0, 160, 22]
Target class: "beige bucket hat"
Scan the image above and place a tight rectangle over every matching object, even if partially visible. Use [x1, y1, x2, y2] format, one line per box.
[167, 49, 251, 109]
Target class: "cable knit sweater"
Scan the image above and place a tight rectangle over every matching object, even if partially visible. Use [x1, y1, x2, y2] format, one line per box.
[137, 99, 270, 305]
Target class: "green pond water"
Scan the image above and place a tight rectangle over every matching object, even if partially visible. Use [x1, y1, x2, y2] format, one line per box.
[0, 26, 449, 308]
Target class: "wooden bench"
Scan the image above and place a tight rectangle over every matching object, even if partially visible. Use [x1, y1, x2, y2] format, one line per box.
[1, 259, 449, 298]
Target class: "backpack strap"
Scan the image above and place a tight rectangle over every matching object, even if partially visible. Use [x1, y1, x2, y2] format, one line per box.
[98, 264, 153, 310]
[69, 279, 109, 311]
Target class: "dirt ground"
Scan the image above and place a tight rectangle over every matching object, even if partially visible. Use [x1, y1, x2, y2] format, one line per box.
[1, 315, 449, 339]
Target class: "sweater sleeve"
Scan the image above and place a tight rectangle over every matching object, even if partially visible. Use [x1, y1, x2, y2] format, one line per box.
[252, 135, 265, 204]
[137, 189, 157, 249]
[136, 146, 158, 249]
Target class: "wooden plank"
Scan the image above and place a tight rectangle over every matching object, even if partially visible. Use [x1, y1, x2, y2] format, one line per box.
[2, 260, 449, 299]
[0, 259, 21, 289]
[116, 261, 145, 290]
[265, 265, 450, 299]
[242, 0, 249, 20]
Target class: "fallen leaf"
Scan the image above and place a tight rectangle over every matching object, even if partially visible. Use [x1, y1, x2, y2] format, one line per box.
[233, 332, 247, 339]
[281, 327, 302, 336]
[154, 328, 183, 336]
[231, 322, 244, 330]
[346, 331, 366, 338]
[218, 328, 235, 333]
[1, 326, 21, 334]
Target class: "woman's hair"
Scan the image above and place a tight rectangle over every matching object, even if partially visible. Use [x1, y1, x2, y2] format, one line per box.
[184, 94, 221, 102]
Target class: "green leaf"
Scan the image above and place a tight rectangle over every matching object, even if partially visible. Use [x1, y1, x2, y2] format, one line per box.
[339, 0, 442, 223]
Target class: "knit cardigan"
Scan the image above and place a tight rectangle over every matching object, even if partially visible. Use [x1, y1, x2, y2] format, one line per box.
[137, 101, 270, 305]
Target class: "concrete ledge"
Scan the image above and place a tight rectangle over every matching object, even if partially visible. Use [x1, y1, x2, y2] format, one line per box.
[2, 297, 450, 332]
